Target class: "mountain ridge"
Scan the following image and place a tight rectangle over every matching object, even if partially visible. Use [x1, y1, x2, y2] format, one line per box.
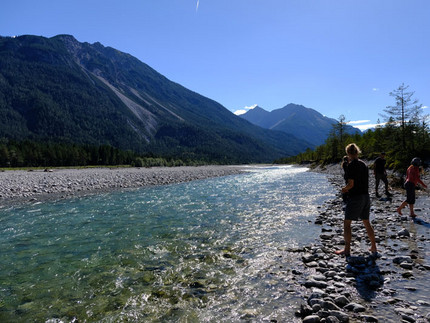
[240, 103, 361, 146]
[0, 34, 313, 163]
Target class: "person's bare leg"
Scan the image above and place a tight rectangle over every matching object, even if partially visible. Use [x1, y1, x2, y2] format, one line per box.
[397, 201, 408, 215]
[335, 220, 352, 256]
[363, 220, 377, 253]
[409, 204, 417, 217]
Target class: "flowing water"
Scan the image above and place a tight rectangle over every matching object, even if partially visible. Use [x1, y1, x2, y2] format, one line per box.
[0, 165, 336, 322]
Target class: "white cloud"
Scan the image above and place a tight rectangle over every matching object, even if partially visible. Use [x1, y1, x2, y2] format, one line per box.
[422, 105, 429, 110]
[244, 104, 257, 110]
[233, 104, 257, 116]
[372, 88, 379, 91]
[354, 123, 381, 131]
[348, 120, 386, 131]
[234, 109, 247, 116]
[347, 120, 371, 125]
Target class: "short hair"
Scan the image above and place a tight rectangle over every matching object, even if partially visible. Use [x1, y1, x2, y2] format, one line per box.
[411, 157, 421, 166]
[345, 143, 361, 156]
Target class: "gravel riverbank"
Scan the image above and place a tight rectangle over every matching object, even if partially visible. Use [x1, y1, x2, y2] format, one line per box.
[0, 165, 245, 205]
[293, 163, 430, 322]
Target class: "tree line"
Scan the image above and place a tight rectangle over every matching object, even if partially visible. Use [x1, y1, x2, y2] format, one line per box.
[0, 140, 206, 168]
[275, 84, 430, 172]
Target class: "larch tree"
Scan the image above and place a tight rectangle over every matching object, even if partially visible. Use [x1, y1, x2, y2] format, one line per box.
[381, 83, 422, 151]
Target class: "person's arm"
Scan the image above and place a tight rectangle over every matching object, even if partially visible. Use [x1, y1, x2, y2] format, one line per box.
[342, 179, 354, 193]
[417, 177, 427, 188]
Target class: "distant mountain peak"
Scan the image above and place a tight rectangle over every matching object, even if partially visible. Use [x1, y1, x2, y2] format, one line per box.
[239, 103, 361, 146]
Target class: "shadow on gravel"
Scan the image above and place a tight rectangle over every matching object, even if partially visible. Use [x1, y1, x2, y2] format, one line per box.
[413, 217, 430, 228]
[346, 255, 384, 301]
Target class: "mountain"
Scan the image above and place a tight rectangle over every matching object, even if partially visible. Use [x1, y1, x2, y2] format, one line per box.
[240, 104, 361, 146]
[0, 34, 313, 163]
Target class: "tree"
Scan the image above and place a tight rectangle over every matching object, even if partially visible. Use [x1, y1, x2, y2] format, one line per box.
[328, 114, 348, 160]
[381, 83, 422, 151]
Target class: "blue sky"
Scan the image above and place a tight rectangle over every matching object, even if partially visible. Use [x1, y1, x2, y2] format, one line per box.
[1, 0, 429, 130]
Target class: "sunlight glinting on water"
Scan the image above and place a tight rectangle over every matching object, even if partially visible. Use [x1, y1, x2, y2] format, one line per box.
[0, 166, 335, 322]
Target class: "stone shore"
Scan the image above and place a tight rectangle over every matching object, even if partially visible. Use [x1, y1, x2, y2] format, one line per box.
[293, 163, 430, 323]
[0, 165, 244, 205]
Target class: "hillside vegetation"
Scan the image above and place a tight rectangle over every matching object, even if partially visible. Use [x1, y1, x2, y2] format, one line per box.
[0, 35, 312, 166]
[276, 85, 429, 172]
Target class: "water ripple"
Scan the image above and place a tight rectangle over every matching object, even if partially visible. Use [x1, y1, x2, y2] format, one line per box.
[0, 166, 334, 322]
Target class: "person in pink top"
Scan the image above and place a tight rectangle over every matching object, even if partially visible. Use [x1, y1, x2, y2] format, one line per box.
[397, 157, 428, 218]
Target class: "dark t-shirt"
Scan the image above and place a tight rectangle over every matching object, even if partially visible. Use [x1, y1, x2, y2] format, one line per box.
[347, 159, 369, 195]
[374, 157, 386, 174]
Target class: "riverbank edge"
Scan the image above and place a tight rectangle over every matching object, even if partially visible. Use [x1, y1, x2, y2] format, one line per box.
[292, 163, 430, 322]
[0, 165, 246, 207]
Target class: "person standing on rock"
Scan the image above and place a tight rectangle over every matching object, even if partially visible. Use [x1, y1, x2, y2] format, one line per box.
[374, 152, 392, 197]
[397, 157, 427, 218]
[335, 143, 377, 257]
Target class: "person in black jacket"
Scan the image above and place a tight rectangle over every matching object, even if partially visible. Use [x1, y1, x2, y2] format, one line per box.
[374, 152, 391, 197]
[335, 143, 377, 257]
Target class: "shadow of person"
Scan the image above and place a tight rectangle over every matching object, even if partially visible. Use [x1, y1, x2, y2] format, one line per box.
[412, 217, 430, 228]
[346, 254, 384, 301]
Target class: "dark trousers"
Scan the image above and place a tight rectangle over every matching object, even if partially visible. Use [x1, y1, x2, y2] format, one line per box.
[375, 172, 389, 194]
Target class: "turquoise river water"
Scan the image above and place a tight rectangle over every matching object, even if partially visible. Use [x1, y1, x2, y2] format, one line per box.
[0, 166, 336, 322]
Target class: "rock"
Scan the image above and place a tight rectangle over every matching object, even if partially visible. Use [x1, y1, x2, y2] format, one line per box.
[394, 307, 415, 316]
[325, 316, 341, 323]
[322, 301, 341, 311]
[402, 271, 414, 278]
[308, 288, 327, 301]
[306, 261, 319, 268]
[400, 314, 415, 323]
[292, 269, 303, 275]
[400, 262, 413, 270]
[360, 314, 379, 322]
[325, 271, 337, 278]
[328, 310, 349, 322]
[344, 302, 366, 313]
[304, 279, 328, 289]
[334, 296, 350, 308]
[312, 303, 322, 313]
[397, 228, 410, 237]
[303, 254, 316, 263]
[302, 315, 321, 323]
[393, 256, 412, 264]
[311, 274, 327, 281]
[299, 303, 313, 318]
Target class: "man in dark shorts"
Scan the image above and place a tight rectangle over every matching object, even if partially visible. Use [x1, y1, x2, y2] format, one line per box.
[374, 152, 391, 197]
[335, 143, 377, 257]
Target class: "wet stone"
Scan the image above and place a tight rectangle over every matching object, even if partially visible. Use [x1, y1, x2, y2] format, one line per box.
[304, 279, 328, 289]
[344, 302, 366, 313]
[360, 314, 379, 322]
[306, 261, 319, 268]
[328, 310, 349, 322]
[393, 255, 413, 264]
[302, 314, 321, 323]
[400, 262, 413, 270]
